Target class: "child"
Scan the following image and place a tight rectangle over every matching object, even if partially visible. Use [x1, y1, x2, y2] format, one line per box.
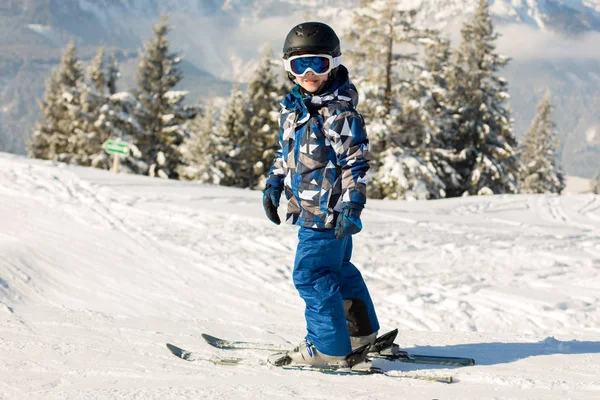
[263, 22, 380, 366]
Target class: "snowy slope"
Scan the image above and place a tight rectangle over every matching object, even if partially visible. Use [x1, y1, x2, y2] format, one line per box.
[1, 152, 600, 399]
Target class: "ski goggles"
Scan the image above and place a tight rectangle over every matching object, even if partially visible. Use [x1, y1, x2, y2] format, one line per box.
[283, 54, 342, 77]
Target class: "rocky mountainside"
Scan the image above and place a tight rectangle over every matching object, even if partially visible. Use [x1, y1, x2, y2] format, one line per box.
[0, 0, 599, 176]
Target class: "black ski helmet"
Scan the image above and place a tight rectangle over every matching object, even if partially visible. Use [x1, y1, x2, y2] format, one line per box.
[283, 22, 341, 59]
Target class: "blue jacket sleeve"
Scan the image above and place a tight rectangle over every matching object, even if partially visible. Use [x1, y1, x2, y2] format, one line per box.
[265, 112, 286, 189]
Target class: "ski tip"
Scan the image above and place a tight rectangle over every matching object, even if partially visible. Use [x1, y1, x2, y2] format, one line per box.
[166, 343, 180, 352]
[201, 333, 213, 341]
[201, 333, 223, 347]
[166, 343, 194, 361]
[380, 328, 399, 338]
[166, 343, 184, 357]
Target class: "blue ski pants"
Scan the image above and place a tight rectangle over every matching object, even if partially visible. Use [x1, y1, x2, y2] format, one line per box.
[293, 227, 380, 356]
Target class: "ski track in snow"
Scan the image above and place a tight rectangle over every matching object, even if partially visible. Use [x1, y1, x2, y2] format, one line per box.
[364, 194, 600, 338]
[1, 153, 600, 399]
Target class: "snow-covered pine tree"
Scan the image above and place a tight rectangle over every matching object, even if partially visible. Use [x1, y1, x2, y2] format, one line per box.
[445, 0, 521, 196]
[89, 47, 105, 95]
[135, 15, 196, 179]
[28, 41, 85, 163]
[590, 171, 600, 194]
[67, 81, 108, 167]
[178, 101, 222, 183]
[246, 46, 287, 189]
[63, 47, 116, 168]
[519, 91, 565, 194]
[93, 91, 148, 173]
[58, 41, 84, 89]
[78, 48, 149, 172]
[344, 0, 414, 151]
[29, 69, 63, 160]
[215, 87, 256, 188]
[420, 36, 464, 194]
[106, 54, 120, 95]
[384, 32, 465, 200]
[345, 0, 447, 200]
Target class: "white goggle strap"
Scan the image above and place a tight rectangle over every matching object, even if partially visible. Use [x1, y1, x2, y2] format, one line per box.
[332, 55, 342, 68]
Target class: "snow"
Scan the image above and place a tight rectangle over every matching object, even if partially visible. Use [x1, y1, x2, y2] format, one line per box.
[565, 175, 592, 194]
[1, 152, 600, 399]
[587, 126, 599, 144]
[25, 24, 61, 44]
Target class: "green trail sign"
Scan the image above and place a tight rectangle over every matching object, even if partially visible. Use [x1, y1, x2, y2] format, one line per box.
[103, 140, 130, 156]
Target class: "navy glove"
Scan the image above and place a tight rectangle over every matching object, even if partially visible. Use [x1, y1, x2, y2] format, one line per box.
[262, 184, 282, 225]
[335, 202, 364, 240]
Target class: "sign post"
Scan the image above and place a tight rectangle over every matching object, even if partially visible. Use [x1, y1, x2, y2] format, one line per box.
[103, 140, 130, 174]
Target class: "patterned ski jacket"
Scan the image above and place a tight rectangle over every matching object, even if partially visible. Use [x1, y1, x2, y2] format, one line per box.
[266, 66, 370, 229]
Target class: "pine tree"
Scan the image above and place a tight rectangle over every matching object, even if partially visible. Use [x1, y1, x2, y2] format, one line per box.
[519, 91, 565, 194]
[68, 81, 107, 167]
[29, 69, 63, 160]
[58, 41, 84, 88]
[63, 47, 114, 168]
[590, 171, 600, 194]
[245, 46, 287, 189]
[370, 147, 446, 200]
[420, 36, 464, 194]
[106, 53, 120, 95]
[89, 47, 105, 94]
[178, 101, 222, 183]
[345, 0, 448, 200]
[386, 33, 463, 200]
[135, 15, 196, 179]
[84, 49, 148, 172]
[215, 87, 255, 188]
[345, 0, 417, 151]
[28, 41, 85, 163]
[94, 91, 148, 173]
[445, 0, 521, 196]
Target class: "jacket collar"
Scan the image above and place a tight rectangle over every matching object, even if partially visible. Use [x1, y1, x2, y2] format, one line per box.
[281, 65, 359, 123]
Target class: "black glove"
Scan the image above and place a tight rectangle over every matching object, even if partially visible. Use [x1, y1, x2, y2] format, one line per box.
[262, 184, 282, 225]
[335, 202, 363, 240]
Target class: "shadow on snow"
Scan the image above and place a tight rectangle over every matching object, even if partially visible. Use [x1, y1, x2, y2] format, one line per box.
[380, 337, 600, 372]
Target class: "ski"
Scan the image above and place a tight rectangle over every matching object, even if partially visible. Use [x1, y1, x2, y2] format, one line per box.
[372, 344, 475, 367]
[166, 343, 453, 383]
[200, 330, 396, 353]
[201, 329, 475, 368]
[167, 343, 245, 365]
[201, 333, 287, 352]
[281, 362, 454, 383]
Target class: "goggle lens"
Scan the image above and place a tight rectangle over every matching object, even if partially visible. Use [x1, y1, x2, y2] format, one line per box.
[289, 56, 331, 75]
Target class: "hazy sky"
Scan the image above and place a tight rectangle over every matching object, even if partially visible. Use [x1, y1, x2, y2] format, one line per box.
[496, 24, 600, 60]
[160, 6, 600, 82]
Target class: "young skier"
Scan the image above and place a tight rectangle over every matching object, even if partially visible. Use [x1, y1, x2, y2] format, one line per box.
[263, 21, 380, 366]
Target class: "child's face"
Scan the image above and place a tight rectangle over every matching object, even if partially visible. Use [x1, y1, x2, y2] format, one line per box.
[296, 71, 329, 94]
